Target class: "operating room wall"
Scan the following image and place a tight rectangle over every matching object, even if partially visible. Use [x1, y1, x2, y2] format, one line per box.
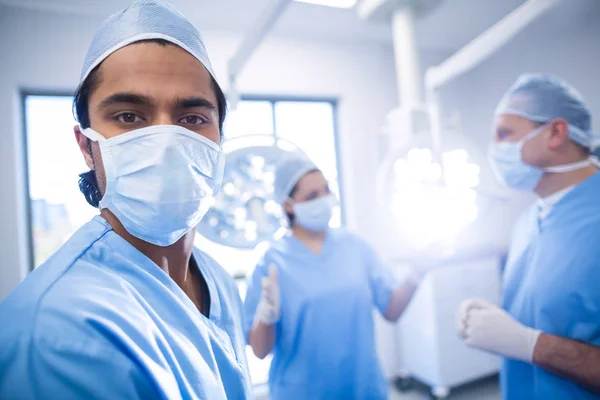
[436, 13, 600, 175]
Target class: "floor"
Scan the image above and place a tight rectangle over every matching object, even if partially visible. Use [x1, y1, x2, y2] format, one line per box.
[390, 376, 501, 400]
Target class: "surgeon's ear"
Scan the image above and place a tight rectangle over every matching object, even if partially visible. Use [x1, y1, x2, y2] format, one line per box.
[547, 118, 570, 150]
[74, 125, 95, 170]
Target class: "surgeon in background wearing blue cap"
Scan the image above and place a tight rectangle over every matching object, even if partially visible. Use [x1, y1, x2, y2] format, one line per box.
[243, 152, 423, 399]
[0, 1, 252, 399]
[458, 74, 600, 399]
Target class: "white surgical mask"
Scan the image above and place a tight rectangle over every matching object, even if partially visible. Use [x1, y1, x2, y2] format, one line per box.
[81, 125, 224, 246]
[489, 124, 593, 191]
[291, 193, 337, 232]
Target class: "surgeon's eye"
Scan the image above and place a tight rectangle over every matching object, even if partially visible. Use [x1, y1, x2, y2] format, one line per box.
[495, 127, 517, 141]
[116, 113, 143, 124]
[179, 115, 208, 126]
[305, 191, 320, 201]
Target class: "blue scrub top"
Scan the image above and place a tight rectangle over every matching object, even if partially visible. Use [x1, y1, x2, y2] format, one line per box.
[244, 228, 399, 400]
[502, 173, 600, 400]
[0, 216, 252, 400]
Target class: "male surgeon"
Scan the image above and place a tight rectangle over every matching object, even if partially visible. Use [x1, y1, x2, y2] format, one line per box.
[0, 1, 252, 399]
[459, 74, 600, 399]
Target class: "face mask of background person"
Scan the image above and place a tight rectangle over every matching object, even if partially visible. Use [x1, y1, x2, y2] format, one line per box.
[488, 122, 593, 192]
[284, 170, 335, 232]
[490, 114, 594, 197]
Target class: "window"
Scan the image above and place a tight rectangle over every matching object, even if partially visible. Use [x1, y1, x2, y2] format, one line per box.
[24, 94, 97, 269]
[24, 94, 343, 388]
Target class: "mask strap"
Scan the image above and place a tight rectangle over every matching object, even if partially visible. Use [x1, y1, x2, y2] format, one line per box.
[80, 127, 105, 142]
[521, 123, 548, 143]
[545, 158, 593, 173]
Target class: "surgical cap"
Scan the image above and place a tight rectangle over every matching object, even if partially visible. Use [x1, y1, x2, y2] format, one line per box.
[80, 0, 216, 84]
[495, 73, 599, 150]
[274, 152, 319, 203]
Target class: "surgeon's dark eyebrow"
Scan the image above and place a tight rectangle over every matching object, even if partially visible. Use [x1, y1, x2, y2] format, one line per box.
[98, 93, 155, 110]
[173, 97, 216, 110]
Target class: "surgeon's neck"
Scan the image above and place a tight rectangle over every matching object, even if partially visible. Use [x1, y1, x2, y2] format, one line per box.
[291, 224, 326, 255]
[535, 165, 597, 198]
[100, 209, 194, 284]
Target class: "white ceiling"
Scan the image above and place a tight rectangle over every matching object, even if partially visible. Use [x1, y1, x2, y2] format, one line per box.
[0, 0, 597, 51]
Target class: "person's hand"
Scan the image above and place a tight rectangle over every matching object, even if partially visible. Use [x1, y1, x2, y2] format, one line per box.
[254, 265, 280, 326]
[458, 298, 541, 363]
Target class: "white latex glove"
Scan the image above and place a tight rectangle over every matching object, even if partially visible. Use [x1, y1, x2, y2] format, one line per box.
[254, 265, 280, 326]
[458, 298, 541, 363]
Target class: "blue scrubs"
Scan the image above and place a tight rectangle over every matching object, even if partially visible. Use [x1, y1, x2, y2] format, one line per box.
[244, 229, 399, 400]
[0, 216, 252, 400]
[502, 173, 600, 399]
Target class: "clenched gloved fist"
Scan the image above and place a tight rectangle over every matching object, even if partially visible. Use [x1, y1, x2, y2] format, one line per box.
[458, 298, 541, 363]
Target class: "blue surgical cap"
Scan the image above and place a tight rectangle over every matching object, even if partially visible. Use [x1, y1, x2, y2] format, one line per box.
[495, 73, 599, 150]
[274, 152, 318, 203]
[80, 0, 215, 84]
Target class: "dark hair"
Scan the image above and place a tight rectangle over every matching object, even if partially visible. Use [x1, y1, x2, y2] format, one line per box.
[286, 184, 299, 226]
[73, 39, 227, 207]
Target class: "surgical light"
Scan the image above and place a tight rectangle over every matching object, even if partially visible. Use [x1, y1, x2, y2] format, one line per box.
[196, 135, 302, 249]
[250, 155, 266, 170]
[378, 133, 482, 254]
[295, 0, 357, 9]
[223, 182, 236, 197]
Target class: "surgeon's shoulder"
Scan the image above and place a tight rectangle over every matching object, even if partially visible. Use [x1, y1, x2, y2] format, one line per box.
[581, 182, 600, 221]
[259, 234, 298, 264]
[259, 236, 286, 258]
[0, 217, 113, 335]
[569, 172, 600, 218]
[0, 217, 144, 368]
[329, 227, 368, 247]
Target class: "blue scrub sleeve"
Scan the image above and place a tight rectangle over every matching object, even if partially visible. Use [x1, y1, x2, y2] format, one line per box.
[243, 258, 269, 340]
[9, 337, 170, 400]
[362, 239, 400, 314]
